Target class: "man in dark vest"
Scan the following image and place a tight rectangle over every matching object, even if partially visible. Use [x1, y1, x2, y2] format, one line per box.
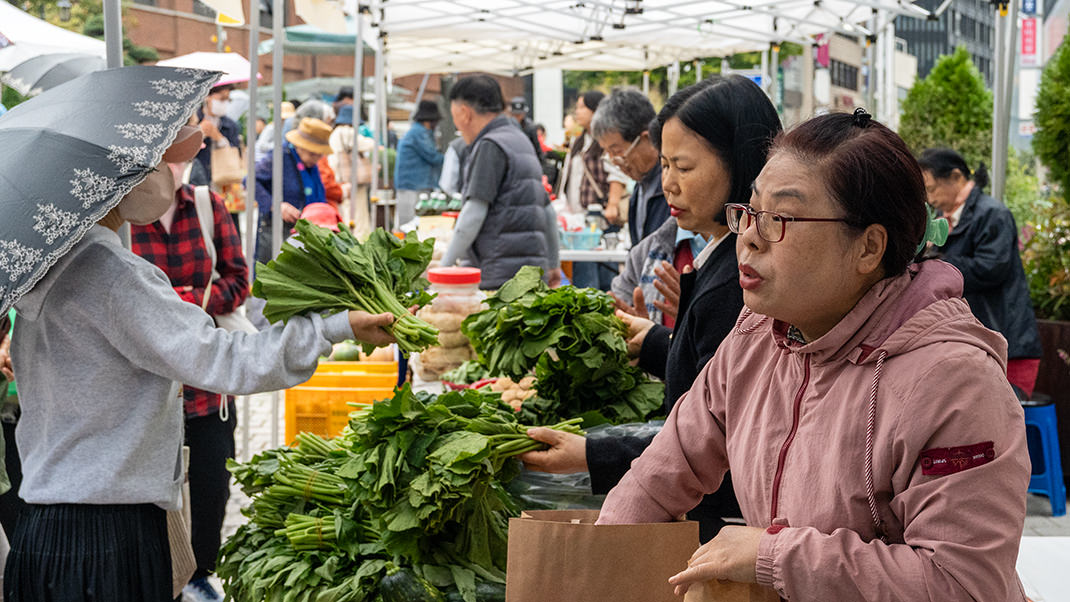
[440, 75, 562, 290]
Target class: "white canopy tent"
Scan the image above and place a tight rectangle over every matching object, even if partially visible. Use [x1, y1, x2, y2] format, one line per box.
[371, 0, 935, 76]
[0, 1, 106, 71]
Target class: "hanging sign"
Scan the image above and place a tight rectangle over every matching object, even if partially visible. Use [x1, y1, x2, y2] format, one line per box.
[1021, 18, 1039, 67]
[1022, 0, 1036, 15]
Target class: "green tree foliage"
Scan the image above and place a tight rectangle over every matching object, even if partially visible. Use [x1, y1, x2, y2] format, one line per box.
[14, 1, 157, 66]
[1004, 148, 1043, 229]
[1032, 28, 1070, 197]
[899, 46, 992, 172]
[563, 44, 802, 109]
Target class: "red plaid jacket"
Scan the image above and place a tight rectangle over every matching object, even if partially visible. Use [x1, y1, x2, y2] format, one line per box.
[131, 185, 250, 418]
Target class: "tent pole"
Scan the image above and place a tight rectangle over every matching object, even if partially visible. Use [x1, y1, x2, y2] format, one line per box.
[802, 40, 814, 119]
[242, 0, 260, 463]
[411, 72, 431, 119]
[992, 2, 1005, 198]
[351, 4, 367, 233]
[771, 43, 781, 112]
[270, 0, 284, 449]
[761, 50, 769, 96]
[996, 0, 1018, 200]
[245, 0, 260, 278]
[104, 0, 129, 247]
[103, 0, 123, 69]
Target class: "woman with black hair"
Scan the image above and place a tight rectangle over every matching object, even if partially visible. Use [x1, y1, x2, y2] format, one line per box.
[918, 148, 1042, 397]
[521, 76, 783, 542]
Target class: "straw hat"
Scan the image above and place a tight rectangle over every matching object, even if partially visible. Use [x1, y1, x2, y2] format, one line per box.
[286, 118, 333, 155]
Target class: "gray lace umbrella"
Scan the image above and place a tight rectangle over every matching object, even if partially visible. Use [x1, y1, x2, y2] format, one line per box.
[1, 53, 107, 96]
[0, 65, 220, 315]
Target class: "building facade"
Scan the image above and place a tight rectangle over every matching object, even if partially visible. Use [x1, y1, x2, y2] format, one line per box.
[895, 0, 996, 86]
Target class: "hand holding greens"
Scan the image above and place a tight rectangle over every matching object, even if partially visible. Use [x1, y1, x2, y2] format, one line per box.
[252, 222, 440, 354]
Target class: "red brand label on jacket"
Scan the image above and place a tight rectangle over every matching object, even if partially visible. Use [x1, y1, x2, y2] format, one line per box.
[919, 441, 995, 476]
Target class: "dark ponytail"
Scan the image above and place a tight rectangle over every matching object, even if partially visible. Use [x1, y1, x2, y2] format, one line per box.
[973, 162, 989, 189]
[917, 148, 975, 184]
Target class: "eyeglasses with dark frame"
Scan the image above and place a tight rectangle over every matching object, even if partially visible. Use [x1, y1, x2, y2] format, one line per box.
[724, 203, 850, 243]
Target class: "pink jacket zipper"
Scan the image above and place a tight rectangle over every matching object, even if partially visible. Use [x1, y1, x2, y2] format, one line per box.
[770, 355, 810, 522]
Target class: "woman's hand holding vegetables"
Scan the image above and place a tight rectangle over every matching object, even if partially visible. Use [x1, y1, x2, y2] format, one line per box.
[668, 525, 764, 595]
[347, 311, 397, 347]
[616, 310, 654, 359]
[653, 261, 687, 321]
[518, 427, 588, 474]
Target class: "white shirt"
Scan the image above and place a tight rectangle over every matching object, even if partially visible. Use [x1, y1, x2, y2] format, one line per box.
[693, 230, 732, 270]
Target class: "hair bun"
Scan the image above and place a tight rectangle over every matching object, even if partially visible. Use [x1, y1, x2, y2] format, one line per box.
[852, 107, 872, 128]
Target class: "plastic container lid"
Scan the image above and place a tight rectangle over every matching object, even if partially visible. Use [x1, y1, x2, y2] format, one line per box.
[427, 266, 482, 285]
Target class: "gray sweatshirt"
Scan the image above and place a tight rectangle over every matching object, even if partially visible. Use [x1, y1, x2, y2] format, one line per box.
[12, 226, 354, 510]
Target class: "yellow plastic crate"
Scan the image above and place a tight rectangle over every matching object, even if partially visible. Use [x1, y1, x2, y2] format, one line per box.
[315, 360, 398, 375]
[284, 386, 396, 444]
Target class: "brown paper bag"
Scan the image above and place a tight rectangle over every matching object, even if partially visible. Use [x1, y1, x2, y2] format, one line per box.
[505, 510, 698, 602]
[211, 145, 245, 186]
[683, 579, 781, 602]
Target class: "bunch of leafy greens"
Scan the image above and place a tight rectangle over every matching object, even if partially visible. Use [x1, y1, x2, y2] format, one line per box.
[252, 221, 440, 354]
[461, 266, 663, 426]
[218, 386, 582, 602]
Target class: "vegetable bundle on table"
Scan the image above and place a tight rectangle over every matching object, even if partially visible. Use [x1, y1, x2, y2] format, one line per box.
[252, 221, 440, 354]
[461, 266, 664, 426]
[218, 386, 582, 602]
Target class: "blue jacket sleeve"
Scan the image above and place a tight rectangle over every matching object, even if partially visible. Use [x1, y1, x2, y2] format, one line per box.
[412, 130, 444, 167]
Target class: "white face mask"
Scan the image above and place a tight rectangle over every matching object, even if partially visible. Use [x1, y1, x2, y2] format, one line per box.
[209, 99, 230, 116]
[117, 167, 175, 225]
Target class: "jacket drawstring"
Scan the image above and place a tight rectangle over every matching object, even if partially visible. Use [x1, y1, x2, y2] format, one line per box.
[734, 308, 768, 335]
[865, 350, 889, 543]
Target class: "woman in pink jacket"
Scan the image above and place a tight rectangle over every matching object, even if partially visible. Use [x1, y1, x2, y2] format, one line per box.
[597, 109, 1031, 601]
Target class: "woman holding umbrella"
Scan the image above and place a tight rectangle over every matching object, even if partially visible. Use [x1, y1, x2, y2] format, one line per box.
[0, 67, 396, 601]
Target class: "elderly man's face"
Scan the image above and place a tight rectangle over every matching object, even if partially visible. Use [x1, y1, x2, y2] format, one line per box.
[597, 129, 655, 181]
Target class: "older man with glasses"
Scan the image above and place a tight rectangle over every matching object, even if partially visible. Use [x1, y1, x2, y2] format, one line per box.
[591, 89, 669, 248]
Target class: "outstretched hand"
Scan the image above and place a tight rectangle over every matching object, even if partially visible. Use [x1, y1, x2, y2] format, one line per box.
[518, 427, 588, 474]
[347, 311, 397, 347]
[611, 286, 650, 319]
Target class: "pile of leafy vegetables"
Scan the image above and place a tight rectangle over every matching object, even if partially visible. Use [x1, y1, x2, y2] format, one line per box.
[253, 221, 440, 354]
[218, 385, 582, 602]
[461, 266, 664, 426]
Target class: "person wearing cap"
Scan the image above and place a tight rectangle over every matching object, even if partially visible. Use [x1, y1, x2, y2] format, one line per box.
[4, 124, 397, 600]
[394, 99, 445, 225]
[253, 117, 333, 264]
[508, 96, 544, 161]
[129, 128, 251, 602]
